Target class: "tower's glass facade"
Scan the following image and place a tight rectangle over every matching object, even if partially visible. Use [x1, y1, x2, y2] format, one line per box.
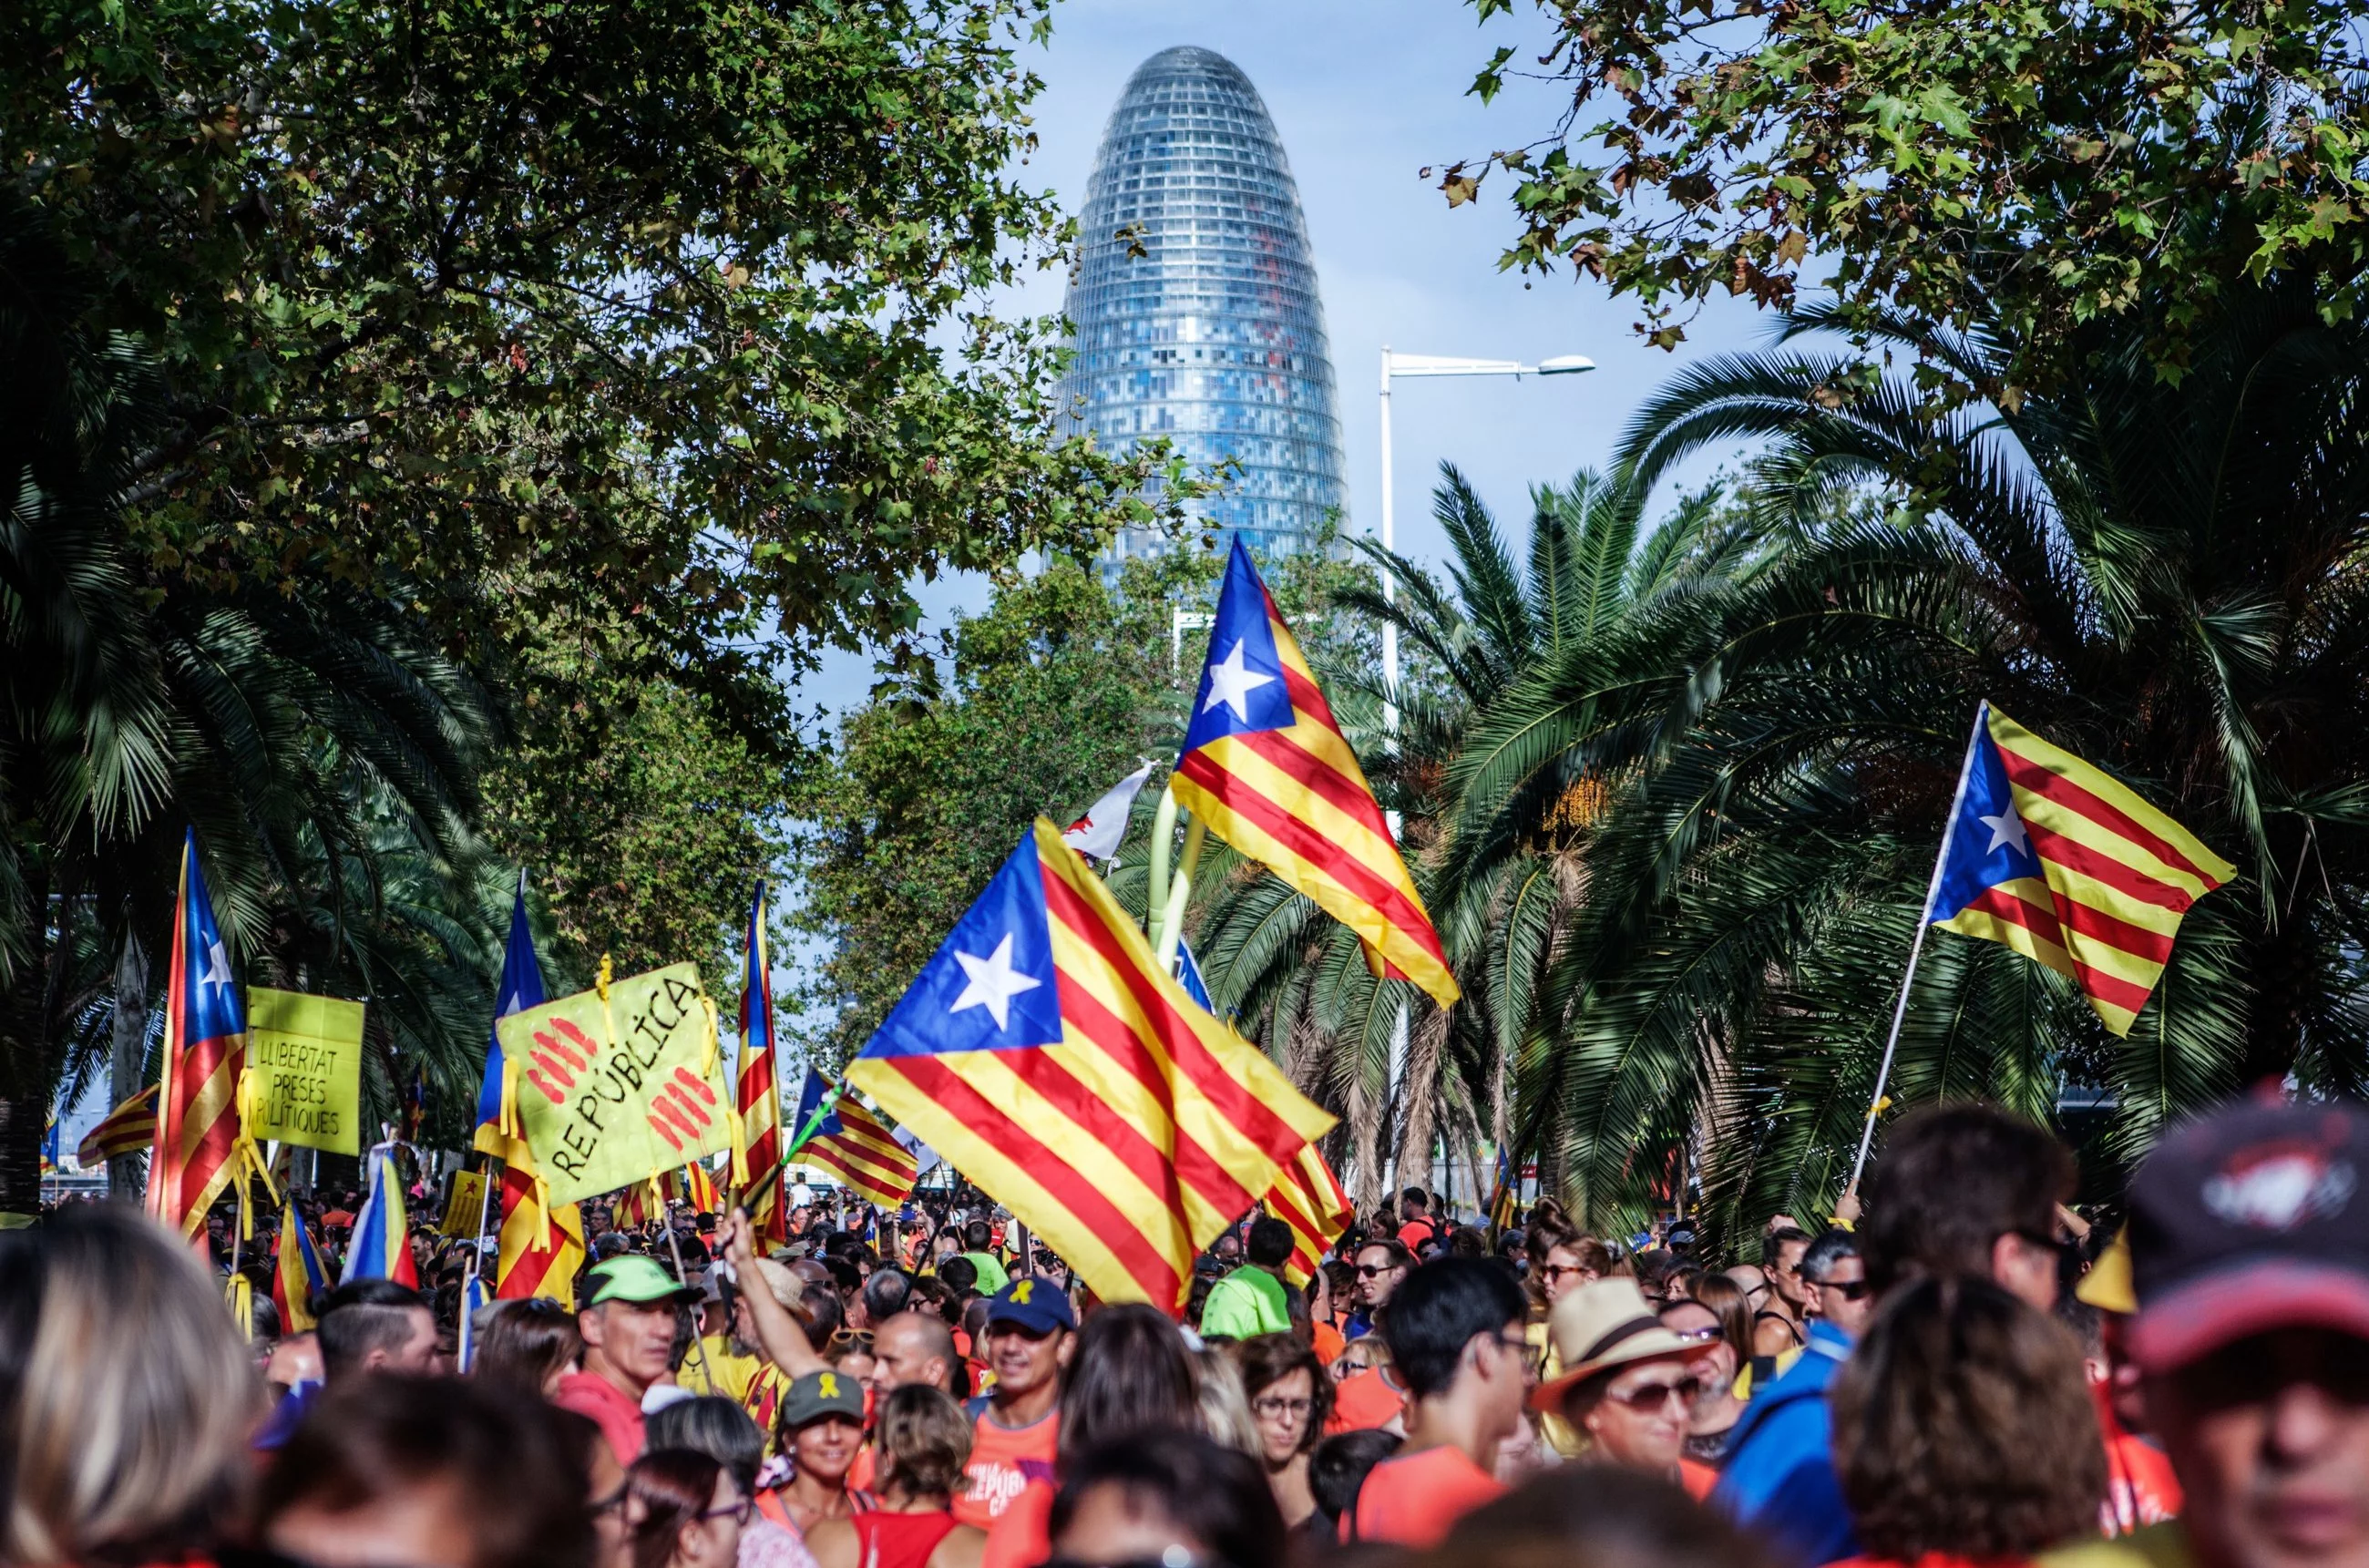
[1059, 46, 1347, 568]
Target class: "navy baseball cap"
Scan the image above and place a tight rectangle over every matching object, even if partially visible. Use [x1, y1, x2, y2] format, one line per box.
[984, 1275, 1075, 1335]
[2128, 1098, 2369, 1371]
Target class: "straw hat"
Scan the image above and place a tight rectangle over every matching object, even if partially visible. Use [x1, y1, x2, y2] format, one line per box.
[1530, 1277, 1715, 1412]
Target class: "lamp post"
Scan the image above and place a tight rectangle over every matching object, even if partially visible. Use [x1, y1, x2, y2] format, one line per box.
[1377, 349, 1595, 735]
[1373, 347, 1593, 1195]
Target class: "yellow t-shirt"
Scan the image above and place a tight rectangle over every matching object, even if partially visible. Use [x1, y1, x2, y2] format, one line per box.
[2039, 1522, 2194, 1568]
[677, 1336, 758, 1401]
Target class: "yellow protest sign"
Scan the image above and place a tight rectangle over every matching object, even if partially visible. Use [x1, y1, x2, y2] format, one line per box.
[441, 1169, 489, 1237]
[502, 963, 731, 1208]
[245, 987, 364, 1155]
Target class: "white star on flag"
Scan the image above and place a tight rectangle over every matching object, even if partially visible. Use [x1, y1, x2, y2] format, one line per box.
[199, 938, 234, 995]
[949, 934, 1041, 1030]
[1203, 639, 1277, 722]
[1979, 810, 2031, 857]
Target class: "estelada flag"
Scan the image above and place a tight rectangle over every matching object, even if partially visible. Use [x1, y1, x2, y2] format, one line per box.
[737, 879, 787, 1244]
[343, 1148, 417, 1286]
[497, 1194, 583, 1302]
[1926, 703, 2236, 1036]
[805, 1096, 918, 1209]
[1169, 537, 1459, 1007]
[79, 1084, 159, 1165]
[848, 817, 1336, 1312]
[147, 828, 247, 1237]
[273, 1203, 329, 1331]
[1264, 1140, 1352, 1288]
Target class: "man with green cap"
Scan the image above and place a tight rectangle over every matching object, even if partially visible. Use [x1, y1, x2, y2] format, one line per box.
[555, 1254, 701, 1466]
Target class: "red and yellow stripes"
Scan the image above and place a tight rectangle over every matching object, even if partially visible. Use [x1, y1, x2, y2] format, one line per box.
[1940, 710, 2236, 1035]
[852, 820, 1336, 1313]
[1173, 588, 1459, 1007]
[496, 1167, 584, 1302]
[806, 1099, 918, 1209]
[80, 1085, 159, 1166]
[1265, 1141, 1352, 1288]
[738, 886, 788, 1245]
[148, 857, 242, 1238]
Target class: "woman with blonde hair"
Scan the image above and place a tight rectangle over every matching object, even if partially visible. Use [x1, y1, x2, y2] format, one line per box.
[0, 1205, 262, 1567]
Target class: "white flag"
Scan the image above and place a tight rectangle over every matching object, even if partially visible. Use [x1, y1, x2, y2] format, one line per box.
[1061, 761, 1154, 864]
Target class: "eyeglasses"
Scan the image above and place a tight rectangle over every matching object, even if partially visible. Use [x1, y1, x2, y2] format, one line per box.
[1608, 1376, 1703, 1412]
[829, 1330, 874, 1349]
[701, 1496, 754, 1526]
[1541, 1264, 1591, 1282]
[1354, 1263, 1401, 1278]
[1251, 1395, 1314, 1421]
[1818, 1277, 1872, 1301]
[589, 1487, 629, 1519]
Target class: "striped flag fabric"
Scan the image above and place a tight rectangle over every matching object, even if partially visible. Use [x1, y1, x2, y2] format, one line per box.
[677, 1159, 723, 1215]
[273, 1203, 330, 1331]
[1928, 703, 2237, 1036]
[805, 1095, 918, 1209]
[736, 880, 788, 1244]
[79, 1085, 160, 1166]
[147, 828, 248, 1237]
[1168, 537, 1460, 1006]
[1264, 1140, 1352, 1288]
[786, 1068, 836, 1160]
[456, 1273, 491, 1370]
[497, 1192, 584, 1302]
[847, 817, 1337, 1312]
[343, 1148, 418, 1286]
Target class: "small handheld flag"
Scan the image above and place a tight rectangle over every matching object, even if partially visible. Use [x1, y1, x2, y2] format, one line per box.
[786, 1068, 838, 1161]
[1062, 761, 1155, 865]
[805, 1096, 919, 1209]
[80, 1084, 159, 1166]
[148, 828, 248, 1236]
[847, 817, 1336, 1312]
[1169, 538, 1460, 1006]
[273, 1204, 330, 1331]
[737, 881, 788, 1244]
[343, 1147, 417, 1286]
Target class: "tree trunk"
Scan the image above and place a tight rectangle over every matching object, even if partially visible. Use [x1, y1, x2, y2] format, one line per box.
[1347, 1069, 1383, 1215]
[0, 866, 58, 1221]
[1392, 1000, 1446, 1203]
[109, 927, 150, 1199]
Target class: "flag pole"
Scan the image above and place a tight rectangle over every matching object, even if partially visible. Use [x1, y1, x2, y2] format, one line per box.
[1154, 816, 1206, 971]
[1847, 705, 1988, 1196]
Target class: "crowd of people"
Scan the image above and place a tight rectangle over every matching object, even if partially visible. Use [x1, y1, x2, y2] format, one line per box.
[4, 1093, 2364, 1568]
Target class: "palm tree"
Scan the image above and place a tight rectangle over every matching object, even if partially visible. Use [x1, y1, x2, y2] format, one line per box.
[1501, 278, 2369, 1242]
[1193, 463, 1753, 1209]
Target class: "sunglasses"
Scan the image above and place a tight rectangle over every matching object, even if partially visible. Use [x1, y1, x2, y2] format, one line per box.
[1354, 1263, 1400, 1278]
[1541, 1263, 1592, 1281]
[829, 1329, 875, 1349]
[1819, 1277, 1872, 1301]
[1608, 1376, 1703, 1412]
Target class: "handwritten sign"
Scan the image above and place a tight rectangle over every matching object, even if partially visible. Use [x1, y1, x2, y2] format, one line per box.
[245, 988, 364, 1155]
[502, 963, 731, 1207]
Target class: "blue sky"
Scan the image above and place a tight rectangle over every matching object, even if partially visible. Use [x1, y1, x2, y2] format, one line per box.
[790, 0, 1774, 719]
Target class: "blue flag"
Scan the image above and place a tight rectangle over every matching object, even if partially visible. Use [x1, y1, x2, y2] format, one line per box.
[474, 878, 548, 1153]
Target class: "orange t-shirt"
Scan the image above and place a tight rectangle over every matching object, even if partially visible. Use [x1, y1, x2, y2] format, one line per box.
[849, 1444, 877, 1493]
[1350, 1444, 1506, 1547]
[954, 1407, 1058, 1529]
[979, 1480, 1053, 1568]
[1312, 1320, 1347, 1368]
[1327, 1367, 1406, 1434]
[1679, 1458, 1719, 1501]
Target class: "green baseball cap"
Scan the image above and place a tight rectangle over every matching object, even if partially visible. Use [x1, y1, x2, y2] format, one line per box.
[581, 1254, 700, 1309]
[777, 1368, 867, 1429]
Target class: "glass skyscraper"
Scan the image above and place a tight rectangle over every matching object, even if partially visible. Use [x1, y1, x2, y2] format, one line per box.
[1058, 46, 1347, 568]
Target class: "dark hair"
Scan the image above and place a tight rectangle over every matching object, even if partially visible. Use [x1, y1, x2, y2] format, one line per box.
[1759, 1226, 1812, 1269]
[1380, 1258, 1528, 1399]
[1861, 1103, 2075, 1295]
[1231, 1333, 1332, 1452]
[317, 1279, 432, 1379]
[473, 1297, 581, 1400]
[873, 1384, 973, 1499]
[1831, 1276, 2104, 1559]
[1447, 1226, 1489, 1258]
[862, 1268, 912, 1324]
[938, 1255, 979, 1296]
[1353, 1237, 1413, 1271]
[1800, 1228, 1861, 1286]
[258, 1376, 591, 1568]
[1050, 1430, 1286, 1568]
[1681, 1275, 1753, 1368]
[624, 1448, 724, 1568]
[1245, 1217, 1295, 1269]
[1308, 1430, 1400, 1525]
[964, 1219, 992, 1252]
[647, 1397, 764, 1497]
[1058, 1303, 1199, 1471]
[1435, 1466, 1776, 1568]
[1400, 1188, 1429, 1212]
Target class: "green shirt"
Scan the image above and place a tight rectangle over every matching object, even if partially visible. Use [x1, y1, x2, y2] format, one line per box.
[1200, 1266, 1290, 1339]
[960, 1250, 1010, 1295]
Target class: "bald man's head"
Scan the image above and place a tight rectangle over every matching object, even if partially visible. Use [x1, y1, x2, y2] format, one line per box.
[867, 1310, 956, 1397]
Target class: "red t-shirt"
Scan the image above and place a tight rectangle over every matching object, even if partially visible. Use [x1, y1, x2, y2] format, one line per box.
[554, 1370, 646, 1465]
[1327, 1367, 1406, 1433]
[954, 1407, 1058, 1530]
[1350, 1444, 1506, 1547]
[1679, 1458, 1719, 1501]
[980, 1481, 1053, 1568]
[1398, 1219, 1441, 1253]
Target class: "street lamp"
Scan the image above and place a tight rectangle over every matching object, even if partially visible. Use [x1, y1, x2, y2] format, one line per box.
[1373, 346, 1593, 1202]
[1377, 347, 1595, 734]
